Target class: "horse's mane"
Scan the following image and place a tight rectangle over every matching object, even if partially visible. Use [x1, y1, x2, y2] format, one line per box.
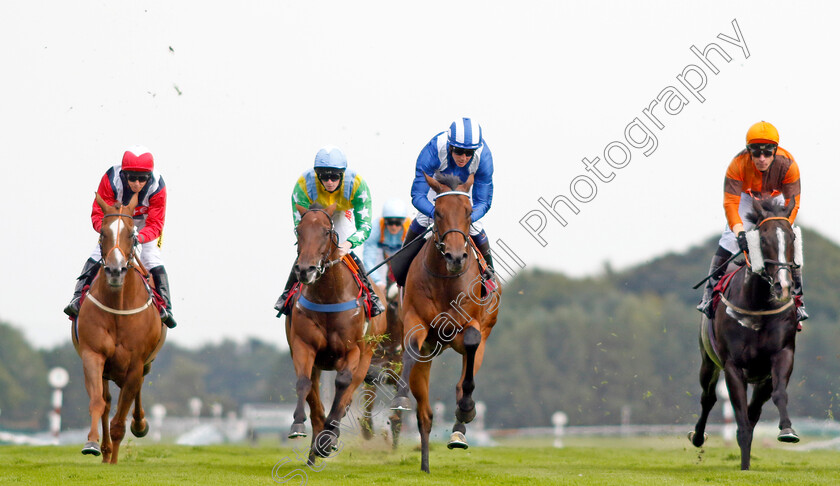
[745, 198, 788, 224]
[434, 172, 463, 191]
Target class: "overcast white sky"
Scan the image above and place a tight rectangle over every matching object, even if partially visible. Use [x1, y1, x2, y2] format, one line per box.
[1, 1, 838, 350]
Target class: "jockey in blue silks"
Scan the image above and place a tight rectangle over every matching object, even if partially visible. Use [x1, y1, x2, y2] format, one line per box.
[402, 117, 496, 285]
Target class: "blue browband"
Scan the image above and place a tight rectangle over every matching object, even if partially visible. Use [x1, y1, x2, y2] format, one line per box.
[298, 294, 360, 312]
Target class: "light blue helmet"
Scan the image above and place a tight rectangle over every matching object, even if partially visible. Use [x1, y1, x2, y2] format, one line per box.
[382, 199, 408, 219]
[313, 145, 348, 170]
[447, 117, 482, 150]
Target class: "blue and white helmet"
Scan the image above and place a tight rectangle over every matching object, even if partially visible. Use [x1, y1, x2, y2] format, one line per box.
[382, 198, 408, 219]
[447, 117, 482, 150]
[313, 145, 348, 170]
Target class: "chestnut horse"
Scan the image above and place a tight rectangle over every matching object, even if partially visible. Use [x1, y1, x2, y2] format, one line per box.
[72, 192, 166, 464]
[285, 203, 386, 464]
[690, 197, 802, 470]
[390, 173, 501, 473]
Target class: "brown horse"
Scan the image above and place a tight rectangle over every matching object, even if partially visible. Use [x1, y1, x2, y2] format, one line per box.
[285, 203, 386, 464]
[72, 192, 167, 464]
[690, 197, 802, 470]
[390, 173, 501, 473]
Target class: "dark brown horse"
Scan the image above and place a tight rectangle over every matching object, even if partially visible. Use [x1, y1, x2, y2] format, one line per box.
[285, 204, 386, 464]
[72, 192, 167, 464]
[390, 173, 501, 473]
[690, 197, 802, 470]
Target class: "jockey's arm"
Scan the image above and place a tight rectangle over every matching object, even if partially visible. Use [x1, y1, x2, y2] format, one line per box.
[137, 187, 166, 244]
[470, 149, 494, 222]
[290, 180, 312, 227]
[410, 146, 438, 218]
[91, 172, 117, 232]
[346, 176, 373, 249]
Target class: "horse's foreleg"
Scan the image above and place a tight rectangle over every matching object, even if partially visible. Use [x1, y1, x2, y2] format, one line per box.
[100, 380, 112, 463]
[771, 347, 799, 443]
[108, 365, 144, 464]
[409, 359, 433, 473]
[454, 325, 482, 424]
[80, 351, 106, 457]
[391, 313, 428, 411]
[690, 347, 720, 448]
[289, 344, 316, 439]
[305, 369, 325, 466]
[723, 364, 752, 470]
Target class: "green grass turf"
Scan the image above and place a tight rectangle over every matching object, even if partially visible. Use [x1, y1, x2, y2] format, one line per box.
[1, 435, 839, 485]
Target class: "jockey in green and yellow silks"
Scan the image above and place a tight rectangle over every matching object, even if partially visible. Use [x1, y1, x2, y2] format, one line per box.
[275, 146, 384, 317]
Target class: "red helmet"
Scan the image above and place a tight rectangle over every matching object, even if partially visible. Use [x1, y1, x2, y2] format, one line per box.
[121, 146, 154, 172]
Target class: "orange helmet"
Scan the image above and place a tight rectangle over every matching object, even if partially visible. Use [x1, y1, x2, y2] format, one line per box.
[746, 121, 779, 145]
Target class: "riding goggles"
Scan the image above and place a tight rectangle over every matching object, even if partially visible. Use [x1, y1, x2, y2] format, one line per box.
[451, 147, 475, 157]
[384, 218, 404, 227]
[316, 169, 344, 182]
[124, 172, 151, 182]
[747, 143, 777, 158]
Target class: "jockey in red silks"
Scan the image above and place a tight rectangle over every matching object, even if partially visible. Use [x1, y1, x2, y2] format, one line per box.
[63, 146, 177, 328]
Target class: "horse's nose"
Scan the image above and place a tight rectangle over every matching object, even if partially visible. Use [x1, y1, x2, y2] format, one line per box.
[444, 251, 468, 266]
[104, 266, 127, 278]
[295, 265, 318, 284]
[773, 281, 791, 301]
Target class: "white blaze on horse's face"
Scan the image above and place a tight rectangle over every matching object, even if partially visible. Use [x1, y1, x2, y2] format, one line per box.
[775, 227, 792, 301]
[103, 217, 128, 287]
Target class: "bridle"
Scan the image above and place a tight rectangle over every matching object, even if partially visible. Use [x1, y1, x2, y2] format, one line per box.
[431, 191, 471, 257]
[749, 216, 799, 289]
[295, 208, 342, 279]
[99, 212, 139, 265]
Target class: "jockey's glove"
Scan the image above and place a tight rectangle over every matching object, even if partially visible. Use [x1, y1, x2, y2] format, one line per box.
[736, 231, 749, 253]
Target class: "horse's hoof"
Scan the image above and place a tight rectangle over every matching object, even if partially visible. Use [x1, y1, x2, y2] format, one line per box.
[288, 423, 307, 439]
[455, 403, 476, 424]
[131, 419, 149, 438]
[81, 441, 101, 456]
[688, 431, 708, 447]
[778, 428, 800, 443]
[390, 396, 412, 411]
[447, 431, 469, 450]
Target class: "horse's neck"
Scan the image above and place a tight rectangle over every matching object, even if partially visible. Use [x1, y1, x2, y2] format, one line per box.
[92, 268, 147, 307]
[303, 257, 356, 303]
[739, 270, 774, 307]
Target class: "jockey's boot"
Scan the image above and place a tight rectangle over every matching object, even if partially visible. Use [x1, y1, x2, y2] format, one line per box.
[350, 252, 385, 317]
[150, 266, 177, 328]
[792, 266, 809, 322]
[63, 258, 101, 317]
[697, 250, 731, 319]
[473, 232, 497, 291]
[274, 268, 298, 317]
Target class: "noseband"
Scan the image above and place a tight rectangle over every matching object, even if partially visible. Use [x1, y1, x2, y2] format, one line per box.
[296, 208, 342, 278]
[431, 191, 471, 256]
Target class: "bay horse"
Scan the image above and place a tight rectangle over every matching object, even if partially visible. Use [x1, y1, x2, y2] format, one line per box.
[690, 197, 802, 470]
[72, 192, 167, 464]
[390, 172, 501, 473]
[285, 203, 386, 464]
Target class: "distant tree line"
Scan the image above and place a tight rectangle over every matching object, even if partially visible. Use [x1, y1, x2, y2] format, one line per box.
[2, 228, 838, 431]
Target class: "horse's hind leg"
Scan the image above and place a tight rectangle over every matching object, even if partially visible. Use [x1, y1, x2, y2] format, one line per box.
[690, 348, 720, 447]
[131, 388, 149, 438]
[391, 312, 428, 411]
[359, 383, 376, 440]
[771, 348, 799, 443]
[748, 378, 772, 430]
[80, 351, 106, 458]
[109, 365, 144, 464]
[389, 408, 403, 450]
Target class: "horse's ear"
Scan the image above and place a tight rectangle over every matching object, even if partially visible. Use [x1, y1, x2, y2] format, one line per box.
[459, 173, 475, 193]
[324, 203, 337, 216]
[95, 192, 110, 213]
[126, 192, 139, 215]
[296, 204, 308, 216]
[424, 173, 444, 194]
[750, 196, 765, 221]
[782, 196, 796, 218]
